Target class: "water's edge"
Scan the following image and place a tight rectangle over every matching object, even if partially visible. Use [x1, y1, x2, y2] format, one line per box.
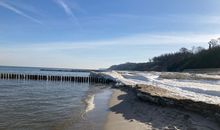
[75, 87, 113, 130]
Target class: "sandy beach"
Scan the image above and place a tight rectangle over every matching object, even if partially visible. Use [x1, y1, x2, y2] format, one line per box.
[104, 87, 220, 130]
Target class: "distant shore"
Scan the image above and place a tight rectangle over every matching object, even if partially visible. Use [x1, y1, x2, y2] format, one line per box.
[104, 87, 220, 130]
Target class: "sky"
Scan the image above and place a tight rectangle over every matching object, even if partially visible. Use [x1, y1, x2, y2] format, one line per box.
[0, 0, 220, 69]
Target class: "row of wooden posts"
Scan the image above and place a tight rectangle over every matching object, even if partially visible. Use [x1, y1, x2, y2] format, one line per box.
[0, 73, 111, 84]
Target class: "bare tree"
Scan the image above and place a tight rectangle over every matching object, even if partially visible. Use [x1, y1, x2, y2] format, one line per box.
[218, 37, 220, 44]
[192, 46, 204, 54]
[196, 46, 205, 53]
[179, 47, 189, 53]
[208, 39, 218, 49]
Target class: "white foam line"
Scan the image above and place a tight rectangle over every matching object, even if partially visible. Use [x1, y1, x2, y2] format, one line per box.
[85, 94, 95, 113]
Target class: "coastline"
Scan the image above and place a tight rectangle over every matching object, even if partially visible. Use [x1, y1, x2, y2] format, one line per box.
[104, 87, 220, 130]
[74, 87, 112, 130]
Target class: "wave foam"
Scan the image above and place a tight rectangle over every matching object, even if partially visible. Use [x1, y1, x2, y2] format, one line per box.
[84, 94, 95, 113]
[159, 72, 220, 80]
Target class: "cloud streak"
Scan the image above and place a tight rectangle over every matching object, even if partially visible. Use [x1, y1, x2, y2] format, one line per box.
[55, 0, 73, 16]
[0, 1, 42, 24]
[54, 0, 81, 27]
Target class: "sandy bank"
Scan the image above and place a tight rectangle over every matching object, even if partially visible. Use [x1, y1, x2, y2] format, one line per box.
[104, 87, 220, 130]
[92, 71, 220, 105]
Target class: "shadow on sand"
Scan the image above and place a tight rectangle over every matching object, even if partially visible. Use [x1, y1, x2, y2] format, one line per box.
[109, 87, 219, 130]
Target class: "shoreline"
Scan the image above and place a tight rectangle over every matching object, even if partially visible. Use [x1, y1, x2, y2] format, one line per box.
[104, 87, 220, 130]
[75, 87, 112, 130]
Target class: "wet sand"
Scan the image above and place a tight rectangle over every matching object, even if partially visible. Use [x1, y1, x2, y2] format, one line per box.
[104, 87, 220, 130]
[72, 88, 112, 130]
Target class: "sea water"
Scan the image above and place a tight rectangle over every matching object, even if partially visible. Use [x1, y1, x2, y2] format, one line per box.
[0, 66, 111, 130]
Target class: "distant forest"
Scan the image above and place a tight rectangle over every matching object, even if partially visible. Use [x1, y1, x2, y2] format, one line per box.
[108, 38, 220, 71]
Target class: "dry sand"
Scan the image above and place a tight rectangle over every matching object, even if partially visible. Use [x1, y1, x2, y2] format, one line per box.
[104, 87, 220, 130]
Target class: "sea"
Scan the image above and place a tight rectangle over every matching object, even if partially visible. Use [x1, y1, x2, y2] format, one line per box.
[0, 66, 112, 130]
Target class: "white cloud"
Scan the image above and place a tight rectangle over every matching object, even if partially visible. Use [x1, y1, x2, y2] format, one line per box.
[8, 32, 219, 51]
[0, 1, 42, 24]
[1, 32, 220, 69]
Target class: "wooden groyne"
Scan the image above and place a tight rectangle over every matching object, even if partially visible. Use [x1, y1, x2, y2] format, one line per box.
[0, 73, 113, 84]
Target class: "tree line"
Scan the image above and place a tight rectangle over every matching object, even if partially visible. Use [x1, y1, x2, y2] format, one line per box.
[108, 38, 220, 71]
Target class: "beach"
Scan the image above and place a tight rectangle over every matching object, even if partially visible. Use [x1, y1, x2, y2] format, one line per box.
[104, 87, 220, 130]
[0, 66, 220, 130]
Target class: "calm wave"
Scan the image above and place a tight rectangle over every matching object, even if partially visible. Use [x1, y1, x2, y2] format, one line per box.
[0, 66, 108, 130]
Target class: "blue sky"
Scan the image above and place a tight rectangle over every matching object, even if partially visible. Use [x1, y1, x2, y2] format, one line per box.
[0, 0, 220, 69]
